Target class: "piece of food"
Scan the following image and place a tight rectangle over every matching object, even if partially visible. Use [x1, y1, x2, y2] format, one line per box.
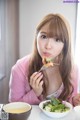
[42, 58, 54, 67]
[43, 97, 70, 112]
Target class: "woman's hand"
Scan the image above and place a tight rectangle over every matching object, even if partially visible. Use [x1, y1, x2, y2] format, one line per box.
[30, 72, 43, 97]
[72, 93, 80, 106]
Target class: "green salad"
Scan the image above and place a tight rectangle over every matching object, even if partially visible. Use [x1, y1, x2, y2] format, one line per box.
[43, 97, 70, 113]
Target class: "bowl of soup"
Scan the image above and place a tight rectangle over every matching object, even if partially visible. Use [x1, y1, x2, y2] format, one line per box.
[3, 102, 32, 120]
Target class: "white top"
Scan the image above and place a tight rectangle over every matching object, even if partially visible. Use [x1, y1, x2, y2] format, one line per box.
[46, 83, 64, 99]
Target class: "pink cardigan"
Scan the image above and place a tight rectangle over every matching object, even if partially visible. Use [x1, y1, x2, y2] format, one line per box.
[9, 54, 79, 105]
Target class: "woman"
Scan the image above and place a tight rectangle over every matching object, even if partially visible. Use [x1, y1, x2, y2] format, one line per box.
[9, 13, 80, 106]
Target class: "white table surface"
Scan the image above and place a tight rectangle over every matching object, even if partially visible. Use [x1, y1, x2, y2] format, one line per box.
[28, 105, 80, 120]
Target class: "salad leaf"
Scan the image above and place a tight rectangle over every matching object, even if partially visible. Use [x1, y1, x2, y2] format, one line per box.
[43, 97, 70, 113]
[51, 97, 61, 105]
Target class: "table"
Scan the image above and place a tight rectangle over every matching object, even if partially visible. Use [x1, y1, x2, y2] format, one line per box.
[28, 105, 80, 120]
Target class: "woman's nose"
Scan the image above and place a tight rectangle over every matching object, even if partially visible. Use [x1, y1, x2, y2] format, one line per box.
[45, 39, 52, 49]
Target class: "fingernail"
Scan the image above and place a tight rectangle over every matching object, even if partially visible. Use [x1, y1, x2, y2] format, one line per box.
[39, 72, 42, 75]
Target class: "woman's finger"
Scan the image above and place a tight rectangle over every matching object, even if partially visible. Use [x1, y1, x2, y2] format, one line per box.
[31, 72, 42, 85]
[35, 74, 43, 87]
[30, 72, 38, 81]
[30, 72, 42, 86]
[39, 80, 44, 87]
[30, 72, 38, 85]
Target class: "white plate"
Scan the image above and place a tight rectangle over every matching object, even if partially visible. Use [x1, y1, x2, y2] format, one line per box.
[39, 100, 73, 118]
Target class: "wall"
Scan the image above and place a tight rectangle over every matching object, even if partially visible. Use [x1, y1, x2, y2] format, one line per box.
[19, 0, 77, 58]
[0, 0, 19, 103]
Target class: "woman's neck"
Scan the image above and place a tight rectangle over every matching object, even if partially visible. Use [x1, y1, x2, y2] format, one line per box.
[45, 66, 62, 95]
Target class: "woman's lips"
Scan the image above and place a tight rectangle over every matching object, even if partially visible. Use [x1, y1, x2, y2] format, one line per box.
[43, 52, 52, 57]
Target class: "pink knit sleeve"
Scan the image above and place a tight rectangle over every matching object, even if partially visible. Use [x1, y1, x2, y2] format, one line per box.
[9, 56, 43, 105]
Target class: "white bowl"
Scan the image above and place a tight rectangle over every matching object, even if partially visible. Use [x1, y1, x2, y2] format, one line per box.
[39, 100, 73, 118]
[74, 105, 80, 118]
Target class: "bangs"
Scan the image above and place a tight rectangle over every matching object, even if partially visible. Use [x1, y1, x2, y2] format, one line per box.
[46, 19, 65, 43]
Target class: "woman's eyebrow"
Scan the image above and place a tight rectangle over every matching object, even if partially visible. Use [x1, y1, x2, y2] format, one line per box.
[40, 32, 47, 34]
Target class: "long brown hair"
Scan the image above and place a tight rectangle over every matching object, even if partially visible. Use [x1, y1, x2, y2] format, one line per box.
[28, 13, 73, 101]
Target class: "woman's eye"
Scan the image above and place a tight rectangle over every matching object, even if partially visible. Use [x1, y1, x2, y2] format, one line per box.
[56, 38, 61, 42]
[41, 35, 47, 39]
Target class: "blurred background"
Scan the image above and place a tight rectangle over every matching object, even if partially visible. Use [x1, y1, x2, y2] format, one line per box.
[0, 0, 80, 103]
